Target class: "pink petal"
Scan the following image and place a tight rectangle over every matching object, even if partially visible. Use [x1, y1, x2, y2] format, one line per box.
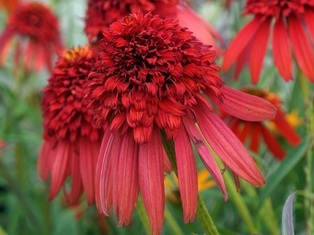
[249, 18, 271, 84]
[272, 18, 293, 81]
[80, 137, 100, 205]
[222, 17, 262, 72]
[116, 129, 139, 226]
[216, 86, 277, 121]
[194, 99, 265, 187]
[174, 124, 198, 223]
[182, 114, 227, 200]
[49, 140, 71, 200]
[288, 16, 314, 82]
[139, 127, 165, 235]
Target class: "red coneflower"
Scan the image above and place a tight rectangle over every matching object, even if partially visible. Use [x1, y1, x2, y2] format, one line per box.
[222, 0, 314, 83]
[0, 2, 63, 71]
[220, 87, 301, 160]
[85, 12, 276, 234]
[38, 46, 102, 205]
[84, 0, 223, 53]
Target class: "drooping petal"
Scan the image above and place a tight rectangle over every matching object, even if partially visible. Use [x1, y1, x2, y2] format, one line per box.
[273, 18, 293, 81]
[194, 99, 265, 187]
[249, 18, 271, 84]
[288, 16, 314, 82]
[174, 124, 198, 223]
[37, 140, 54, 180]
[222, 17, 262, 71]
[304, 9, 314, 51]
[116, 129, 139, 226]
[182, 115, 227, 200]
[49, 140, 71, 200]
[80, 137, 99, 204]
[249, 123, 262, 153]
[261, 125, 285, 160]
[272, 110, 301, 146]
[216, 86, 277, 122]
[139, 127, 165, 235]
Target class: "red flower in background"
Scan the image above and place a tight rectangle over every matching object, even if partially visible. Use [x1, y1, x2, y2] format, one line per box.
[222, 0, 314, 83]
[38, 46, 103, 205]
[85, 12, 276, 234]
[0, 2, 63, 71]
[0, 0, 19, 12]
[220, 87, 301, 160]
[84, 0, 223, 54]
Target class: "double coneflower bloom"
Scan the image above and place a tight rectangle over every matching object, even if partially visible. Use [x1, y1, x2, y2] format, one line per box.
[85, 12, 276, 234]
[220, 87, 301, 160]
[84, 0, 223, 53]
[0, 2, 63, 71]
[38, 46, 103, 205]
[222, 0, 314, 83]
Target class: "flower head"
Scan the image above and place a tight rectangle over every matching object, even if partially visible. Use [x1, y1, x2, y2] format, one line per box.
[84, 0, 223, 53]
[0, 2, 63, 71]
[222, 0, 314, 83]
[38, 45, 103, 205]
[220, 87, 301, 160]
[86, 12, 276, 234]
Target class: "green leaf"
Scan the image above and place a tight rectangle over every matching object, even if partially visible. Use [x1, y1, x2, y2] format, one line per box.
[282, 192, 298, 235]
[259, 138, 308, 206]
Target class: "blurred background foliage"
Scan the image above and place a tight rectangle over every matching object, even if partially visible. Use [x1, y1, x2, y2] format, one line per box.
[0, 0, 312, 234]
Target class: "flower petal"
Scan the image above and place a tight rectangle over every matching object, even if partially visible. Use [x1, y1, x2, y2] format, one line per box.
[217, 86, 277, 122]
[273, 18, 293, 81]
[261, 126, 285, 160]
[194, 99, 265, 187]
[222, 17, 262, 72]
[139, 127, 165, 235]
[249, 18, 271, 84]
[304, 9, 314, 52]
[288, 16, 314, 82]
[174, 124, 198, 223]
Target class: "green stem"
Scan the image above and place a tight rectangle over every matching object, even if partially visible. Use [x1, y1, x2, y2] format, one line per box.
[136, 196, 151, 235]
[298, 71, 314, 235]
[224, 172, 258, 233]
[164, 207, 184, 235]
[162, 135, 220, 235]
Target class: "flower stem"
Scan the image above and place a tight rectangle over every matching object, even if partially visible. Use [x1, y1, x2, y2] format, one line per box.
[136, 196, 151, 235]
[161, 134, 220, 235]
[298, 71, 314, 235]
[164, 206, 184, 235]
[223, 171, 258, 233]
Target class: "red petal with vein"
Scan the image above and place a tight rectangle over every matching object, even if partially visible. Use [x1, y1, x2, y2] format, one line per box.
[195, 99, 265, 186]
[236, 122, 252, 144]
[80, 137, 99, 204]
[176, 5, 223, 54]
[182, 115, 227, 200]
[289, 16, 314, 82]
[49, 141, 70, 200]
[217, 86, 277, 121]
[163, 148, 172, 173]
[261, 126, 285, 160]
[116, 130, 139, 226]
[139, 127, 165, 235]
[95, 130, 114, 215]
[272, 110, 301, 146]
[273, 18, 293, 81]
[304, 10, 314, 51]
[249, 123, 262, 153]
[174, 124, 197, 223]
[222, 17, 262, 71]
[249, 18, 271, 84]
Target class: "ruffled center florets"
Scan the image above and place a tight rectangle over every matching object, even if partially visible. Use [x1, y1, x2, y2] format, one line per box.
[244, 0, 314, 19]
[8, 2, 60, 43]
[42, 46, 101, 143]
[87, 12, 223, 143]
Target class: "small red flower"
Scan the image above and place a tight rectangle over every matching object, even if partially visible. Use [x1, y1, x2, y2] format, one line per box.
[38, 46, 103, 205]
[222, 0, 314, 83]
[220, 87, 301, 160]
[85, 12, 276, 234]
[84, 0, 223, 53]
[0, 2, 63, 71]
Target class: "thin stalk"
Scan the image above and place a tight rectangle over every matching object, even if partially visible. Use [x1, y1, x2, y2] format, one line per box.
[223, 171, 258, 233]
[162, 135, 220, 235]
[164, 206, 184, 235]
[136, 196, 151, 235]
[298, 71, 314, 235]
